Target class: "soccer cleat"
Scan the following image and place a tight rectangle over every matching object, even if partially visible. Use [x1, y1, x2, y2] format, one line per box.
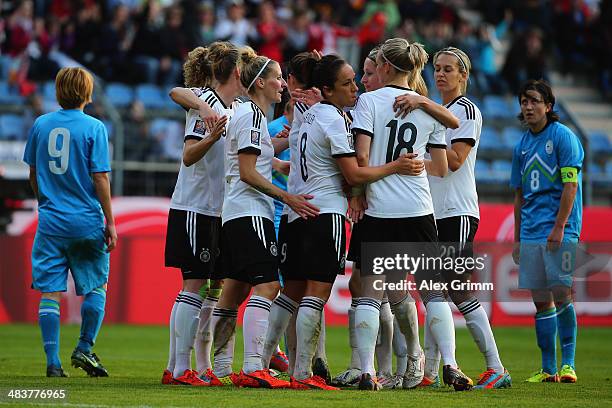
[173, 369, 208, 386]
[290, 375, 340, 390]
[331, 368, 361, 386]
[402, 350, 425, 389]
[46, 365, 68, 377]
[358, 373, 382, 391]
[525, 369, 560, 383]
[442, 365, 473, 391]
[270, 350, 289, 373]
[237, 369, 290, 389]
[312, 357, 332, 385]
[71, 349, 109, 377]
[559, 365, 577, 383]
[161, 369, 173, 384]
[418, 376, 441, 388]
[378, 373, 403, 389]
[474, 369, 512, 389]
[199, 368, 240, 386]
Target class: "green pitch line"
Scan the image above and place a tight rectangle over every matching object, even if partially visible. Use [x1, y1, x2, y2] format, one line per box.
[0, 324, 610, 407]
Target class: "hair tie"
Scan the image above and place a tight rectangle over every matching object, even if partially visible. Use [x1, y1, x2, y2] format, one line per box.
[247, 58, 271, 91]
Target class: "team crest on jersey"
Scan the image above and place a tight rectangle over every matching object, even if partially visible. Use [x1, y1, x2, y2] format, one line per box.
[270, 243, 278, 257]
[545, 139, 553, 155]
[251, 130, 261, 146]
[193, 120, 206, 135]
[199, 248, 211, 263]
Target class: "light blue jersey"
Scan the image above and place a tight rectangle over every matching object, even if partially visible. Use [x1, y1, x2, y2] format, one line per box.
[268, 115, 290, 234]
[510, 121, 584, 241]
[23, 109, 111, 238]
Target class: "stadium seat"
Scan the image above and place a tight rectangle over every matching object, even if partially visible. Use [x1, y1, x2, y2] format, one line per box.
[135, 84, 166, 109]
[475, 160, 495, 183]
[483, 95, 516, 119]
[0, 114, 25, 140]
[42, 80, 56, 102]
[479, 126, 501, 151]
[0, 81, 25, 105]
[491, 159, 512, 177]
[588, 131, 611, 154]
[501, 127, 523, 150]
[106, 83, 134, 108]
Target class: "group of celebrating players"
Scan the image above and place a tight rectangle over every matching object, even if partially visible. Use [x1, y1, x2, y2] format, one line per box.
[160, 37, 512, 391]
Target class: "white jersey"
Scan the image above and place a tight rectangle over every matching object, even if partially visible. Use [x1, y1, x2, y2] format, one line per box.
[282, 101, 309, 216]
[170, 88, 237, 216]
[351, 85, 446, 218]
[428, 96, 481, 220]
[288, 101, 355, 223]
[222, 101, 275, 224]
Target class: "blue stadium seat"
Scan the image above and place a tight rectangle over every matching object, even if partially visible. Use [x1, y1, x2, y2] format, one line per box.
[501, 127, 523, 149]
[483, 95, 516, 119]
[0, 81, 25, 104]
[479, 126, 501, 151]
[135, 84, 166, 109]
[605, 161, 612, 175]
[42, 80, 56, 102]
[475, 160, 495, 183]
[0, 114, 25, 140]
[102, 120, 114, 140]
[588, 131, 611, 154]
[163, 86, 182, 110]
[106, 83, 134, 108]
[149, 118, 170, 136]
[492, 159, 512, 173]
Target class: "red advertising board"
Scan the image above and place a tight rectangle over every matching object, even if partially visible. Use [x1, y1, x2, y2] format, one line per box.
[0, 198, 610, 325]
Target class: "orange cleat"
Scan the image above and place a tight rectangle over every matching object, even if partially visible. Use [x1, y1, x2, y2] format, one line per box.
[199, 368, 240, 387]
[290, 375, 340, 390]
[173, 369, 208, 386]
[237, 369, 290, 389]
[161, 369, 173, 385]
[270, 350, 290, 373]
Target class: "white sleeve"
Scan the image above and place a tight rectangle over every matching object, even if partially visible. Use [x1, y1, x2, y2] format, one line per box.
[184, 109, 207, 141]
[426, 121, 447, 149]
[351, 95, 374, 137]
[449, 119, 478, 147]
[237, 110, 264, 155]
[327, 115, 356, 157]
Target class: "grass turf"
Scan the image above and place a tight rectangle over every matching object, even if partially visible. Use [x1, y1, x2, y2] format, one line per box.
[0, 324, 611, 407]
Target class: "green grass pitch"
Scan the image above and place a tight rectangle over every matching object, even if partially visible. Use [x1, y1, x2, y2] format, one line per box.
[1, 324, 611, 407]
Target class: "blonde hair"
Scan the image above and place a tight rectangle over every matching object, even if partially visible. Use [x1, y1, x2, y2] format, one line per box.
[366, 46, 380, 64]
[379, 38, 429, 95]
[433, 47, 471, 95]
[183, 46, 213, 88]
[239, 47, 276, 94]
[55, 67, 94, 109]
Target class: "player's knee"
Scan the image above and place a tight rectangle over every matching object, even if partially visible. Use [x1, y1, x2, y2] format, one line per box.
[253, 280, 281, 300]
[183, 278, 205, 293]
[41, 292, 62, 302]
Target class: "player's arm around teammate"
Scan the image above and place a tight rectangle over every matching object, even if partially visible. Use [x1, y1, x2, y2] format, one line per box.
[511, 80, 583, 383]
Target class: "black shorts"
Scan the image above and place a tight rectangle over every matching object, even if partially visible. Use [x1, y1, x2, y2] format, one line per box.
[347, 220, 362, 263]
[278, 214, 290, 278]
[164, 209, 223, 280]
[357, 214, 438, 277]
[284, 213, 347, 283]
[221, 216, 280, 286]
[436, 215, 479, 281]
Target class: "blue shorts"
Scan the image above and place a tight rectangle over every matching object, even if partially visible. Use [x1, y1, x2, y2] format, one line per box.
[31, 228, 110, 296]
[518, 241, 577, 290]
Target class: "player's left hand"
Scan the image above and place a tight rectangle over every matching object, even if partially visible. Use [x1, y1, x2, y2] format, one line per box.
[105, 223, 118, 252]
[393, 94, 424, 119]
[208, 115, 228, 141]
[292, 88, 323, 107]
[546, 225, 564, 251]
[275, 124, 291, 139]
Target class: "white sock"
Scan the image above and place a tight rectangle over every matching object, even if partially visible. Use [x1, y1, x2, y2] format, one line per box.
[166, 291, 182, 372]
[423, 311, 440, 379]
[348, 298, 360, 369]
[242, 295, 272, 374]
[173, 291, 203, 378]
[390, 295, 421, 358]
[211, 307, 238, 378]
[355, 298, 381, 377]
[314, 311, 327, 362]
[425, 299, 457, 368]
[392, 317, 408, 376]
[194, 294, 218, 373]
[287, 311, 297, 376]
[294, 296, 326, 380]
[262, 294, 297, 368]
[458, 299, 504, 373]
[376, 300, 393, 375]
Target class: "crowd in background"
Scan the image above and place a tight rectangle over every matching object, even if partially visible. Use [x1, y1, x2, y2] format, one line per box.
[0, 0, 611, 98]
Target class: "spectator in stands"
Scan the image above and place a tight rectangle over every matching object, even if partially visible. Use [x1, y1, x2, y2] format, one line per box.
[214, 0, 254, 47]
[253, 1, 286, 62]
[130, 0, 164, 84]
[194, 1, 216, 46]
[96, 4, 134, 81]
[27, 17, 60, 81]
[60, 2, 102, 67]
[284, 8, 311, 61]
[22, 93, 45, 135]
[158, 6, 189, 86]
[124, 100, 155, 161]
[502, 28, 549, 92]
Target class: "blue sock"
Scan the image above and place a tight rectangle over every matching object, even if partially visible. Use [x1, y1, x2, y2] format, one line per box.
[535, 307, 558, 375]
[556, 302, 577, 368]
[39, 298, 61, 368]
[77, 287, 107, 353]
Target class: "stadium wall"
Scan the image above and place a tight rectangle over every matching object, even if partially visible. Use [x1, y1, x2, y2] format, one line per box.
[1, 197, 610, 326]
